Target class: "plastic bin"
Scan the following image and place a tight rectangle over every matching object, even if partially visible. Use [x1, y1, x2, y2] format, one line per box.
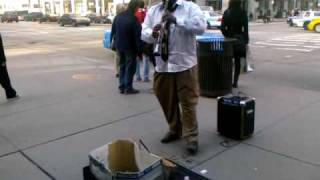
[196, 33, 234, 97]
[103, 31, 111, 49]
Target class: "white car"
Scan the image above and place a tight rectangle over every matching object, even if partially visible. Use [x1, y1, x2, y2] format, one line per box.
[292, 11, 320, 27]
[203, 11, 222, 29]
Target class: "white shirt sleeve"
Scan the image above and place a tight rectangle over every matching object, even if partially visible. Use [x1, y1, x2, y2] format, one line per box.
[175, 3, 206, 35]
[141, 7, 156, 44]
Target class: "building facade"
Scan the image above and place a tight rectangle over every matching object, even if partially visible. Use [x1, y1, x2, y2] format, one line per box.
[1, 0, 319, 17]
[198, 0, 319, 18]
[0, 0, 118, 16]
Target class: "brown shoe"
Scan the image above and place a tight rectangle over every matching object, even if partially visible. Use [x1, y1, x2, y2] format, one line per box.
[186, 141, 198, 155]
[161, 132, 180, 144]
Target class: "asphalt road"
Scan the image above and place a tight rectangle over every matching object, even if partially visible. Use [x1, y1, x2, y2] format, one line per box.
[1, 21, 320, 180]
[2, 21, 320, 92]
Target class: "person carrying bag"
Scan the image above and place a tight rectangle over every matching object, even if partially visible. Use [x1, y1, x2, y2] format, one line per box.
[220, 0, 249, 88]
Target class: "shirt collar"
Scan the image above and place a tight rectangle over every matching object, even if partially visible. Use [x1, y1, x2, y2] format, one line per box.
[160, 0, 183, 10]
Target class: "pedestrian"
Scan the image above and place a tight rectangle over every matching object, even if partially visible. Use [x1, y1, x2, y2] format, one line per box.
[134, 1, 151, 82]
[141, 0, 206, 154]
[0, 34, 18, 100]
[220, 0, 249, 88]
[112, 4, 127, 78]
[111, 0, 143, 94]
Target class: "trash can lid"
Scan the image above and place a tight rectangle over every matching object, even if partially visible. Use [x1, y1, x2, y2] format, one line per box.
[196, 33, 224, 42]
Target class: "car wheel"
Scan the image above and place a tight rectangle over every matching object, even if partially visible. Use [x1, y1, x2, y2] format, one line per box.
[86, 23, 90, 26]
[315, 24, 320, 33]
[60, 22, 64, 26]
[72, 21, 77, 27]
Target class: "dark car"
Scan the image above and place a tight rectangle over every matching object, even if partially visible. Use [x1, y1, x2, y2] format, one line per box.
[86, 13, 99, 23]
[99, 16, 112, 24]
[39, 15, 59, 23]
[85, 14, 111, 24]
[59, 14, 90, 27]
[17, 10, 28, 21]
[1, 11, 19, 23]
[24, 12, 44, 21]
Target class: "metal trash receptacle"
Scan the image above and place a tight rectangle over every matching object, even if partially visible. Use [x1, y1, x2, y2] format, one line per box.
[196, 33, 234, 98]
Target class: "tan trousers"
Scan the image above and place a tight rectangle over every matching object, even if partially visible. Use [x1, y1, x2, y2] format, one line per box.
[154, 66, 199, 143]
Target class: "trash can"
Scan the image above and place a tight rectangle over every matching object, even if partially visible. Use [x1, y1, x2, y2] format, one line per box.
[196, 33, 234, 98]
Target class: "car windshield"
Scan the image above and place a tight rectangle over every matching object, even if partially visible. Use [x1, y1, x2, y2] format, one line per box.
[200, 6, 213, 11]
[209, 12, 219, 17]
[69, 14, 80, 18]
[5, 12, 17, 15]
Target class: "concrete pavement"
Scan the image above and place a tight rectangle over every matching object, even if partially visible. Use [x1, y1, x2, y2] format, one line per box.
[0, 22, 320, 180]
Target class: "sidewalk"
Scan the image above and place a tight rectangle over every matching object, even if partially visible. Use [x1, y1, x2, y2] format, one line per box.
[0, 40, 320, 180]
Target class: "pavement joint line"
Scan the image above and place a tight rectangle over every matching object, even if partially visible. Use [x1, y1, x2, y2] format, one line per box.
[0, 132, 20, 153]
[0, 98, 80, 120]
[0, 151, 20, 159]
[242, 142, 320, 167]
[21, 107, 159, 151]
[19, 150, 56, 180]
[190, 142, 241, 170]
[191, 98, 320, 170]
[0, 84, 115, 120]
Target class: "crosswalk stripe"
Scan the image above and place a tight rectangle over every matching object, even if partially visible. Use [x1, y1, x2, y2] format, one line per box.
[303, 45, 320, 48]
[255, 42, 299, 47]
[276, 47, 312, 52]
[254, 33, 320, 52]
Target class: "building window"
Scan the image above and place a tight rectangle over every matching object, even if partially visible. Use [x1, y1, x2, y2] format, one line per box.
[34, 4, 40, 8]
[22, 4, 29, 8]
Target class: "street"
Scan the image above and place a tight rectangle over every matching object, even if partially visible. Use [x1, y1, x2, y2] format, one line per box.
[1, 21, 320, 180]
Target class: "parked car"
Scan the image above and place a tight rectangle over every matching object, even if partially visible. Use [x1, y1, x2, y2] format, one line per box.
[291, 11, 320, 27]
[200, 6, 214, 11]
[106, 13, 115, 23]
[24, 12, 44, 21]
[59, 14, 90, 27]
[202, 10, 222, 29]
[307, 17, 320, 33]
[287, 15, 299, 26]
[1, 11, 19, 23]
[86, 13, 100, 23]
[100, 16, 112, 24]
[39, 15, 59, 23]
[85, 13, 111, 24]
[17, 10, 28, 21]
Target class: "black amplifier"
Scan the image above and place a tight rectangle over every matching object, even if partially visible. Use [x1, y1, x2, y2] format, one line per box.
[217, 95, 255, 140]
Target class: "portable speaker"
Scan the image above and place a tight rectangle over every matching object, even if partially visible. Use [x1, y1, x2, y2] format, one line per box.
[217, 95, 255, 140]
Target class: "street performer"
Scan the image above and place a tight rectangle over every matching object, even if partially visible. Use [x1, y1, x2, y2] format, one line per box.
[141, 0, 206, 154]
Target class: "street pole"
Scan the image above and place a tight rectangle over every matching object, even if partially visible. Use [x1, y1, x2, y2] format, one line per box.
[38, 0, 41, 12]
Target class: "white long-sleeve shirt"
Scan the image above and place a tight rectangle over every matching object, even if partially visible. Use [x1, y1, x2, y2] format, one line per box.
[141, 0, 206, 73]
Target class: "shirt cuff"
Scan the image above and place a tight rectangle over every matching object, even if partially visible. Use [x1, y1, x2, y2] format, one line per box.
[141, 28, 155, 44]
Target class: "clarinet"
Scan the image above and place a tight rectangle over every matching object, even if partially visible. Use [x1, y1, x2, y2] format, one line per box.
[153, 1, 169, 57]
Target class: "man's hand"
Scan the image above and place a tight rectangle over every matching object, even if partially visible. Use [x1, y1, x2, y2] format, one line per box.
[162, 13, 177, 24]
[152, 24, 162, 38]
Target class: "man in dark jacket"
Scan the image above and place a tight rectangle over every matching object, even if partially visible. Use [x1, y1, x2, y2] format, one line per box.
[221, 0, 249, 88]
[0, 34, 18, 99]
[111, 0, 143, 94]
